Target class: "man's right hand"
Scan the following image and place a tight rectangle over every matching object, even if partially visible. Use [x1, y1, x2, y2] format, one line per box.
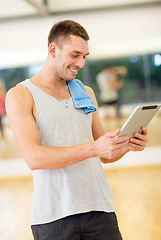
[94, 129, 129, 161]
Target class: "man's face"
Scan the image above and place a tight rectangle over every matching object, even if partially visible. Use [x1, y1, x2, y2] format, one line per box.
[54, 35, 89, 81]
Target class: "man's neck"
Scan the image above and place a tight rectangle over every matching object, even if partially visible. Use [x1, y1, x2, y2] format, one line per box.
[30, 70, 71, 100]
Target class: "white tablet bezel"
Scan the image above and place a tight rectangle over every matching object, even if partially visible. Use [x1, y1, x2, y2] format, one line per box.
[117, 104, 161, 139]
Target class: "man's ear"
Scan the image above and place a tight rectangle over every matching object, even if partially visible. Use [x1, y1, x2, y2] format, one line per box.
[49, 43, 56, 57]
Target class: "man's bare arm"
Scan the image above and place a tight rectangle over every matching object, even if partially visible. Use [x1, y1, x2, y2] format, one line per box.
[85, 86, 148, 164]
[85, 86, 130, 163]
[5, 85, 129, 170]
[5, 86, 99, 170]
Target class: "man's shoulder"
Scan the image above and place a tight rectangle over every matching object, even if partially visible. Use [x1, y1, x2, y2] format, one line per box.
[84, 85, 94, 94]
[6, 83, 34, 109]
[5, 85, 35, 119]
[7, 84, 29, 98]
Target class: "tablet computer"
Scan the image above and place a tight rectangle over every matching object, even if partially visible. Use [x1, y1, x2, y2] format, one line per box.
[117, 104, 161, 139]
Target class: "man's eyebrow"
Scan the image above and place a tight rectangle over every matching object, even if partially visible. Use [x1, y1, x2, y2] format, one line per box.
[72, 50, 90, 56]
[85, 52, 90, 56]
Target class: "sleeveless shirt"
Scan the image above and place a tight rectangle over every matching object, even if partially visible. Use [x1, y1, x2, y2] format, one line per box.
[19, 79, 115, 225]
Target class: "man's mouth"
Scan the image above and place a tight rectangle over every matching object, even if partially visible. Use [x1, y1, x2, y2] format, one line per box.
[69, 67, 79, 75]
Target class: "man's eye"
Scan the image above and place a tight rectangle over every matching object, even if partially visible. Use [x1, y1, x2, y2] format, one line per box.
[71, 55, 78, 58]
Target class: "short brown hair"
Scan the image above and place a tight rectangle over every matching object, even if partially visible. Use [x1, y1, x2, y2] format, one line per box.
[48, 20, 89, 47]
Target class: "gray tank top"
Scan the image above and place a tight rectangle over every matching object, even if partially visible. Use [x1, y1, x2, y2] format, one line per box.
[19, 79, 115, 225]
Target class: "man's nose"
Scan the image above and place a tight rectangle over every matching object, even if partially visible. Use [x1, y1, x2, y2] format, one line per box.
[76, 57, 85, 69]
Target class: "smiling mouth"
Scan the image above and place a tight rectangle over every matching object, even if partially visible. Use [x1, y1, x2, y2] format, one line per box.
[69, 67, 79, 74]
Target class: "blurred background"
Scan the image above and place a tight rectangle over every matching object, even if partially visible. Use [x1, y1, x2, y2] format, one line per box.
[0, 0, 161, 239]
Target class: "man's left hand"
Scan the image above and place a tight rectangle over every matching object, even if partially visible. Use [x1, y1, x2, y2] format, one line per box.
[128, 127, 148, 152]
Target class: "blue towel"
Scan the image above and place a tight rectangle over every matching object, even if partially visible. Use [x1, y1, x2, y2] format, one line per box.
[67, 79, 96, 114]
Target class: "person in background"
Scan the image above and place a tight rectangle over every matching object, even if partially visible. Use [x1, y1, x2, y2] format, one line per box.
[96, 65, 126, 120]
[5, 20, 147, 240]
[0, 80, 6, 139]
[113, 66, 127, 118]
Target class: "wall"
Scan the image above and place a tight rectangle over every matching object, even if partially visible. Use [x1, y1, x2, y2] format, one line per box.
[0, 4, 161, 67]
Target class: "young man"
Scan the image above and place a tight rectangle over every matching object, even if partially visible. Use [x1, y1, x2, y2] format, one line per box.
[5, 20, 147, 240]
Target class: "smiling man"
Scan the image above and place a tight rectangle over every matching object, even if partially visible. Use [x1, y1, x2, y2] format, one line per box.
[5, 20, 148, 240]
